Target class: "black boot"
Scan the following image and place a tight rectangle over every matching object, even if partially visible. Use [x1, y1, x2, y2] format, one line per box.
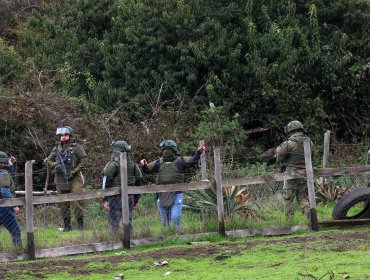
[77, 217, 84, 231]
[63, 218, 72, 232]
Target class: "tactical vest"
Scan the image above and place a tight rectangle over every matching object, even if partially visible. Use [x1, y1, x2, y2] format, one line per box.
[56, 143, 78, 173]
[0, 169, 12, 188]
[156, 157, 184, 185]
[156, 157, 184, 207]
[286, 133, 310, 168]
[103, 160, 138, 188]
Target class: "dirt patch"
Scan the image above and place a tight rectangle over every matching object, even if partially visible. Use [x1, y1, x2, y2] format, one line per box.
[0, 231, 369, 278]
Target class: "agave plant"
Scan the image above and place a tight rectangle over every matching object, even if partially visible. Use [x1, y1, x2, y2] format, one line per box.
[315, 178, 351, 204]
[184, 186, 260, 219]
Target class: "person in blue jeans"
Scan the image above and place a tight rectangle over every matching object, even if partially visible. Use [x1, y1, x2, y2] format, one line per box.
[0, 151, 22, 246]
[140, 140, 205, 227]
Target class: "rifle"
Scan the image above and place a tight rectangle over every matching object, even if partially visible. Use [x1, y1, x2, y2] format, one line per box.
[54, 147, 69, 187]
[280, 163, 287, 173]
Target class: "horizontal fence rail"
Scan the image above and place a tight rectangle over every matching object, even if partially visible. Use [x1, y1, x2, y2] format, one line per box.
[1, 167, 369, 208]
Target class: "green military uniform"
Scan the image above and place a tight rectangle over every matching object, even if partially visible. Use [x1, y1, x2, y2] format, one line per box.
[102, 141, 143, 233]
[47, 140, 87, 230]
[276, 121, 314, 218]
[103, 157, 143, 188]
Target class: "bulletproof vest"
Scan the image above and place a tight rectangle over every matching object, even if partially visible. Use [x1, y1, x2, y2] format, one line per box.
[156, 157, 184, 185]
[58, 144, 78, 173]
[103, 159, 138, 188]
[0, 169, 12, 188]
[286, 133, 310, 168]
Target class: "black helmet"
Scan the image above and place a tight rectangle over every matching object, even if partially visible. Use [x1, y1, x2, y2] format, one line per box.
[112, 140, 131, 152]
[56, 125, 74, 136]
[160, 140, 178, 152]
[0, 151, 9, 164]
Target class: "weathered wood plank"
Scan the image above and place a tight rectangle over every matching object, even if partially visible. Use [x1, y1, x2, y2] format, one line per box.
[223, 172, 305, 187]
[319, 219, 370, 227]
[128, 181, 213, 194]
[36, 241, 123, 258]
[199, 140, 208, 181]
[314, 166, 370, 176]
[226, 225, 308, 237]
[214, 148, 225, 236]
[120, 152, 130, 249]
[322, 131, 330, 169]
[25, 160, 36, 259]
[15, 191, 58, 196]
[1, 166, 369, 208]
[304, 139, 318, 231]
[0, 252, 27, 263]
[0, 225, 309, 262]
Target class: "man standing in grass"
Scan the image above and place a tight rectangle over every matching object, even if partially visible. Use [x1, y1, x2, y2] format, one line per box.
[275, 120, 314, 219]
[46, 125, 87, 231]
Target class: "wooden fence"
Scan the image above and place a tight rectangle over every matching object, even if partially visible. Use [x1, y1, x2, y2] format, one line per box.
[1, 136, 370, 262]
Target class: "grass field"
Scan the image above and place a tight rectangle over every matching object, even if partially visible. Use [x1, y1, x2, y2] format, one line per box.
[0, 225, 369, 279]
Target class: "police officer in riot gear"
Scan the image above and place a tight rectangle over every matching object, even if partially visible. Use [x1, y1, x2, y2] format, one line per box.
[275, 120, 314, 219]
[102, 140, 143, 234]
[46, 125, 87, 231]
[140, 140, 205, 227]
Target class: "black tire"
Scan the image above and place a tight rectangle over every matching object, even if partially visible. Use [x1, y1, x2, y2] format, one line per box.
[332, 187, 370, 220]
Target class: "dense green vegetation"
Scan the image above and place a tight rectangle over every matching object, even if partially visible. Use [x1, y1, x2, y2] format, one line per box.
[0, 0, 369, 178]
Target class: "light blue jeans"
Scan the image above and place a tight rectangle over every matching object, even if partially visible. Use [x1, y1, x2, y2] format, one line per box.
[157, 192, 183, 227]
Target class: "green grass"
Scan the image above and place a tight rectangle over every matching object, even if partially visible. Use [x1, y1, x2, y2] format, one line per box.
[0, 200, 337, 253]
[1, 227, 369, 280]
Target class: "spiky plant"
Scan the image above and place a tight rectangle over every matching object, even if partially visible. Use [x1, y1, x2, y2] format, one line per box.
[184, 186, 259, 219]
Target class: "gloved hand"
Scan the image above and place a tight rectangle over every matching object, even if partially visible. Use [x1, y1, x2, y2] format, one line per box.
[67, 170, 76, 180]
[53, 163, 61, 171]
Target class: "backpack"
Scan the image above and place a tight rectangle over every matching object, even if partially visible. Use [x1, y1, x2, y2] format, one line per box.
[102, 160, 119, 189]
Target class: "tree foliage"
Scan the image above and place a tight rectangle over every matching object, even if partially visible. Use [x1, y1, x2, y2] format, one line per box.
[4, 0, 370, 146]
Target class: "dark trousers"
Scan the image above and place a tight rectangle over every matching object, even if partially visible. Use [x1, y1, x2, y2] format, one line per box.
[108, 195, 134, 233]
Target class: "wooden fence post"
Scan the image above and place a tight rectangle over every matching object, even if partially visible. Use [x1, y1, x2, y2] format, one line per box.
[199, 140, 208, 181]
[322, 131, 330, 168]
[322, 130, 331, 186]
[214, 147, 225, 236]
[303, 139, 318, 231]
[25, 160, 36, 259]
[120, 152, 130, 249]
